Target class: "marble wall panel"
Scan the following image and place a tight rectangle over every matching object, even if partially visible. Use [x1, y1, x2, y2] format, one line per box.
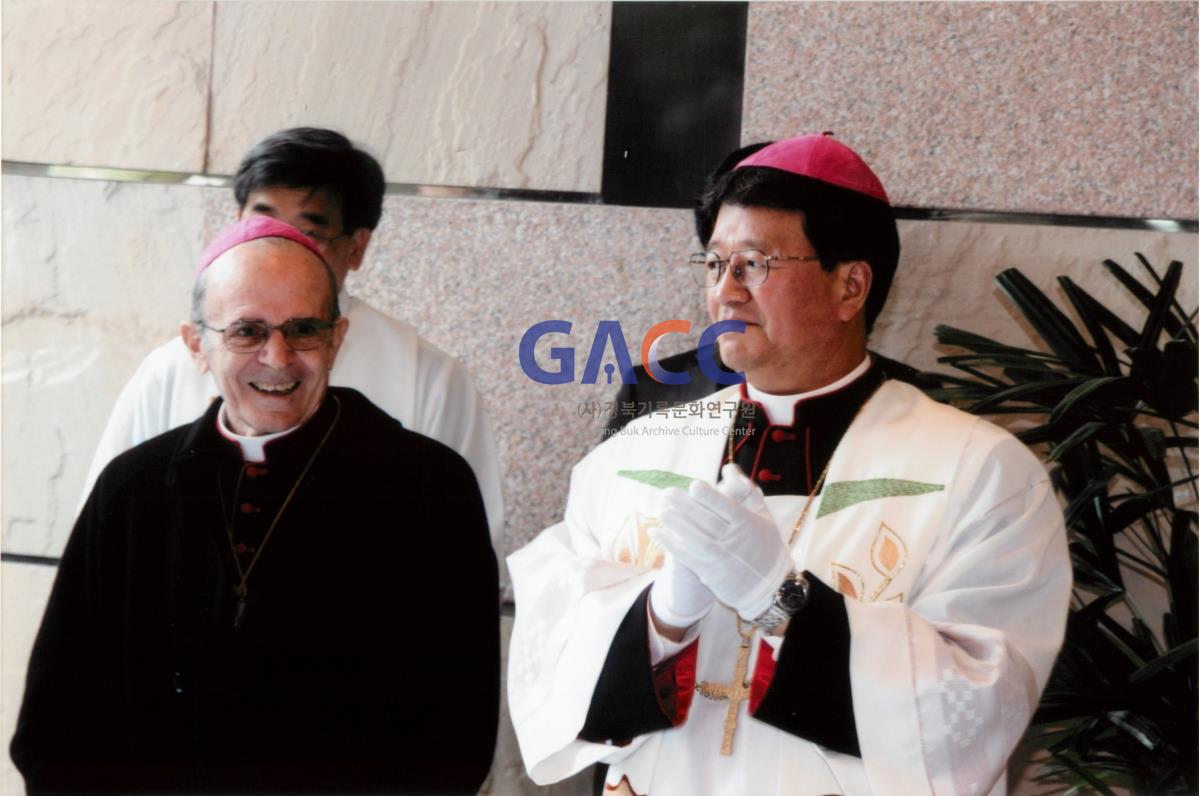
[1, 561, 57, 796]
[1, 0, 213, 171]
[743, 2, 1198, 220]
[208, 1, 611, 191]
[1, 176, 210, 555]
[875, 220, 1199, 376]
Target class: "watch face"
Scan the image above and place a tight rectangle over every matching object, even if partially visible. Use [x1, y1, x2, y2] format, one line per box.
[777, 575, 808, 612]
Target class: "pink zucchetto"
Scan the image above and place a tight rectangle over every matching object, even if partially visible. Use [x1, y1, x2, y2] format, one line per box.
[735, 133, 889, 205]
[195, 216, 327, 280]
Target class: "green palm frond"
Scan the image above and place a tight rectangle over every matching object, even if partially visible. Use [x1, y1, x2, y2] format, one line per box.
[924, 255, 1198, 795]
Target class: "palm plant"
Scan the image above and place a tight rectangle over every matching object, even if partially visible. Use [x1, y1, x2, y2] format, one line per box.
[928, 255, 1197, 795]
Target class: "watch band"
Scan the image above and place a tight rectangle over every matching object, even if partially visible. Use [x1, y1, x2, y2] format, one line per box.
[751, 570, 810, 631]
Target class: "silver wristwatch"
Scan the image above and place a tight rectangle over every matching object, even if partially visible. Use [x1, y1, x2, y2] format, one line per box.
[751, 570, 810, 632]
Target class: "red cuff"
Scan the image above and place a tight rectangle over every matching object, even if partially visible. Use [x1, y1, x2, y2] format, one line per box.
[748, 639, 777, 715]
[651, 639, 699, 726]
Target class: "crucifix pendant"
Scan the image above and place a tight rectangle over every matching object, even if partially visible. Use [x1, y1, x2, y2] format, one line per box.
[695, 629, 754, 755]
[233, 583, 247, 629]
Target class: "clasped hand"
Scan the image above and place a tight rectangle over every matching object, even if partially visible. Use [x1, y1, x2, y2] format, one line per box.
[649, 464, 792, 624]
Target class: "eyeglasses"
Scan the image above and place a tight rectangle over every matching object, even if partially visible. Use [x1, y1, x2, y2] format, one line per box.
[199, 318, 337, 353]
[689, 250, 822, 288]
[301, 229, 349, 250]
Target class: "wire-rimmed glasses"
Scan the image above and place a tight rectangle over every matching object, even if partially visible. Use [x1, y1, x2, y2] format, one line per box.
[689, 250, 821, 288]
[198, 318, 337, 353]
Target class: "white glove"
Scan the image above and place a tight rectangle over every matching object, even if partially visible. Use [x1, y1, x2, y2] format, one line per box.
[649, 552, 716, 628]
[651, 463, 791, 621]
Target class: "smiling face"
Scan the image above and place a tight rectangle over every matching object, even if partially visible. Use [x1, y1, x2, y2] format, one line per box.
[239, 186, 371, 290]
[705, 203, 871, 394]
[181, 238, 348, 436]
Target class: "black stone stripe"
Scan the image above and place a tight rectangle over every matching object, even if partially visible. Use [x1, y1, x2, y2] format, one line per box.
[601, 2, 749, 208]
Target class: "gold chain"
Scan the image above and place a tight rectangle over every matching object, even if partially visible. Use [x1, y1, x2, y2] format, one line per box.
[219, 396, 342, 623]
[697, 385, 877, 755]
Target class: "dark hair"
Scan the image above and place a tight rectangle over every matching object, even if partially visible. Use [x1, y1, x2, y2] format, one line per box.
[233, 128, 385, 232]
[694, 143, 900, 333]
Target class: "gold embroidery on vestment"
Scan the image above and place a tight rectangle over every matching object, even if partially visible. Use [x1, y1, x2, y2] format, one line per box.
[831, 563, 864, 601]
[613, 513, 665, 569]
[832, 523, 908, 603]
[871, 523, 907, 577]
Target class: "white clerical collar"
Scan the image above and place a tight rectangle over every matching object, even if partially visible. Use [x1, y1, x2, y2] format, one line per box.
[216, 404, 300, 463]
[745, 355, 873, 426]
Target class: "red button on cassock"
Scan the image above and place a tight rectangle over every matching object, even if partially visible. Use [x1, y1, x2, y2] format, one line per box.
[770, 429, 796, 443]
[757, 469, 782, 482]
[239, 502, 257, 514]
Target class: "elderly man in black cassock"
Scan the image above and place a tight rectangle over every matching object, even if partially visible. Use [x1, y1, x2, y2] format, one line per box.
[11, 217, 499, 794]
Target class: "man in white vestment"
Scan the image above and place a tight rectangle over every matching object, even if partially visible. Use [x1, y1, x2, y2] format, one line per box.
[81, 127, 504, 555]
[507, 134, 1072, 796]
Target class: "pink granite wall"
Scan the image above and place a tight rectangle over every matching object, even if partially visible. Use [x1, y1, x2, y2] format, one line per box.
[743, 2, 1198, 219]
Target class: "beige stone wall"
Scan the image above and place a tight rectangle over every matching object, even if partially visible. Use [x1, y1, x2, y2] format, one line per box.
[0, 564, 57, 796]
[2, 177, 209, 555]
[208, 2, 611, 191]
[2, 2, 1196, 795]
[2, 1, 214, 171]
[3, 0, 611, 191]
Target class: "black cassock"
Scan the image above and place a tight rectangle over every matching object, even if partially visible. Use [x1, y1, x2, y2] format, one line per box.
[11, 387, 499, 795]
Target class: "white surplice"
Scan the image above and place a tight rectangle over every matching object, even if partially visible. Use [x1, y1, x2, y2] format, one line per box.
[80, 293, 504, 556]
[507, 380, 1070, 796]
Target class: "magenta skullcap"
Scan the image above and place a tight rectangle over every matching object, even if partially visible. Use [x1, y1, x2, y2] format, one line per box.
[195, 216, 327, 280]
[735, 133, 889, 204]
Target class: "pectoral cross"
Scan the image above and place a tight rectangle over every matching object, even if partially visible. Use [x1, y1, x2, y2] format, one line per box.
[233, 583, 248, 629]
[695, 625, 755, 755]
